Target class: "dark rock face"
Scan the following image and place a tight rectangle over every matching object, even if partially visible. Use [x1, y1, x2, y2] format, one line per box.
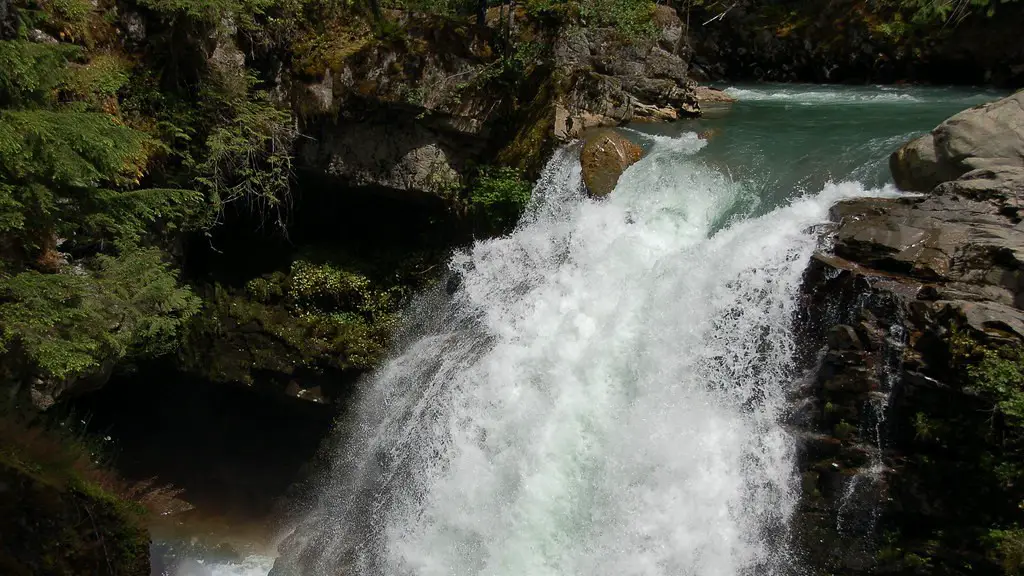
[294, 8, 699, 197]
[0, 464, 150, 576]
[685, 0, 1024, 86]
[580, 128, 644, 197]
[795, 92, 1024, 573]
[293, 19, 507, 202]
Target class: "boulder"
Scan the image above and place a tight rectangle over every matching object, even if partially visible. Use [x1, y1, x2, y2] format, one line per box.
[580, 129, 643, 198]
[890, 90, 1024, 191]
[695, 85, 737, 104]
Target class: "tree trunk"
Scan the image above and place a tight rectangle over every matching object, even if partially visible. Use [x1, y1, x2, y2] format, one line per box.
[477, 0, 487, 25]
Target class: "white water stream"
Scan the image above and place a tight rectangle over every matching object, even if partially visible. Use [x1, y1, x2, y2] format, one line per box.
[152, 83, 1005, 576]
[257, 133, 893, 576]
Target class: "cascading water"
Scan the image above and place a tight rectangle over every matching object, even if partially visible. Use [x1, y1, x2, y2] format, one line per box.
[156, 84, 1004, 576]
[267, 132, 891, 576]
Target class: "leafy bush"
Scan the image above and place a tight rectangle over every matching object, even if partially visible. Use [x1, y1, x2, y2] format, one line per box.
[0, 2, 206, 388]
[525, 0, 656, 38]
[0, 41, 81, 107]
[468, 166, 533, 234]
[951, 328, 1024, 422]
[987, 528, 1024, 575]
[195, 79, 296, 232]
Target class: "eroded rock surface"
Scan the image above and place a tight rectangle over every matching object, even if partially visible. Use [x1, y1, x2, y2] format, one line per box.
[796, 92, 1024, 573]
[553, 6, 699, 140]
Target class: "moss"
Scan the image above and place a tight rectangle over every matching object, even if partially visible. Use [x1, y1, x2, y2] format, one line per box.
[496, 74, 558, 178]
[0, 413, 150, 576]
[182, 249, 441, 387]
[290, 23, 373, 79]
[834, 420, 857, 442]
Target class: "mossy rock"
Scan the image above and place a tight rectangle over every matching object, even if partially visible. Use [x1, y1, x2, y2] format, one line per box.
[0, 463, 149, 576]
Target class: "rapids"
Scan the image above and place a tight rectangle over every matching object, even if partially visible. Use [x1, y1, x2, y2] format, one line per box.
[157, 84, 1003, 576]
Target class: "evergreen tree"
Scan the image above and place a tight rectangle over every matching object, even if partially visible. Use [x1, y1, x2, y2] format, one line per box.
[0, 3, 201, 388]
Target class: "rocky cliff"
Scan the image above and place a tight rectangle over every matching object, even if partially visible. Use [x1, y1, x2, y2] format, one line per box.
[684, 0, 1024, 86]
[174, 4, 701, 403]
[795, 90, 1024, 573]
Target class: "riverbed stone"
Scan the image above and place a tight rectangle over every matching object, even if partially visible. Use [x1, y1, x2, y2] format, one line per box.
[580, 129, 643, 198]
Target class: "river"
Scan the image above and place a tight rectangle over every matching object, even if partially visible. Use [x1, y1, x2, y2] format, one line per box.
[155, 83, 1003, 576]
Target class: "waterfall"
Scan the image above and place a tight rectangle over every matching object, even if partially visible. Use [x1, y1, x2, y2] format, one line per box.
[269, 134, 888, 576]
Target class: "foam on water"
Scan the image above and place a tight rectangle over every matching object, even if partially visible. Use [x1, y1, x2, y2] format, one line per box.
[160, 555, 277, 576]
[724, 86, 922, 104]
[263, 134, 894, 576]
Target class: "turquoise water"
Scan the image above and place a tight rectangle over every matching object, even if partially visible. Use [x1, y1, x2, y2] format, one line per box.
[632, 83, 1006, 218]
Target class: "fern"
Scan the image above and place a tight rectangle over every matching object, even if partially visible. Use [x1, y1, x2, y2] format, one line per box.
[0, 249, 200, 380]
[0, 41, 80, 107]
[0, 110, 151, 189]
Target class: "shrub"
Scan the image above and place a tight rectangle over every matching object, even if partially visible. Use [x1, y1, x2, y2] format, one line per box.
[468, 166, 533, 234]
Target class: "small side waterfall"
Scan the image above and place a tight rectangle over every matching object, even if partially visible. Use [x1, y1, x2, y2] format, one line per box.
[270, 134, 891, 576]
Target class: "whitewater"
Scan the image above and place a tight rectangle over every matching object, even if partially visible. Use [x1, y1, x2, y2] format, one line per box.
[243, 131, 893, 576]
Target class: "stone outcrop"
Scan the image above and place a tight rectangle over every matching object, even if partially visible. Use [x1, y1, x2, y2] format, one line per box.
[292, 7, 700, 199]
[553, 6, 699, 140]
[890, 90, 1024, 192]
[685, 0, 1024, 86]
[292, 17, 508, 202]
[580, 129, 643, 197]
[795, 92, 1024, 573]
[695, 85, 736, 104]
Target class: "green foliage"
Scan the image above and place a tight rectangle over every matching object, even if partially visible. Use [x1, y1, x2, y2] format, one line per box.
[834, 420, 857, 441]
[381, 0, 477, 16]
[525, 0, 656, 38]
[914, 412, 937, 441]
[66, 53, 132, 103]
[245, 275, 284, 303]
[289, 259, 402, 319]
[951, 328, 1024, 422]
[0, 110, 203, 253]
[468, 166, 533, 234]
[0, 3, 206, 386]
[987, 529, 1024, 575]
[28, 0, 98, 41]
[970, 347, 1024, 421]
[866, 0, 1021, 40]
[137, 0, 276, 26]
[287, 259, 405, 368]
[0, 41, 81, 107]
[195, 78, 296, 231]
[0, 110, 150, 190]
[0, 249, 200, 380]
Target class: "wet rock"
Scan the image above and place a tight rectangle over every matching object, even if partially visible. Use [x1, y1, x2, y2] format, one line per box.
[890, 90, 1024, 192]
[827, 325, 863, 351]
[695, 85, 737, 104]
[579, 129, 643, 198]
[795, 93, 1024, 574]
